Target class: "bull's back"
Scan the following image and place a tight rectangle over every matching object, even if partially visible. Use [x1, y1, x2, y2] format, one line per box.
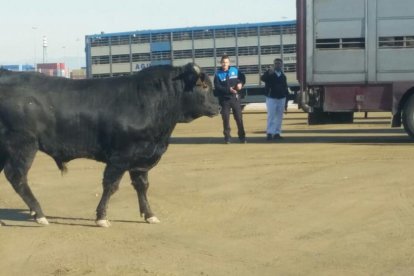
[0, 70, 180, 164]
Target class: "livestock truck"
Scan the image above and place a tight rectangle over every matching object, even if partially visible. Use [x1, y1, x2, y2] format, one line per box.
[296, 0, 414, 137]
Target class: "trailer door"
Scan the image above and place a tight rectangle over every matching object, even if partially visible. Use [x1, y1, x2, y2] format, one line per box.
[308, 0, 367, 84]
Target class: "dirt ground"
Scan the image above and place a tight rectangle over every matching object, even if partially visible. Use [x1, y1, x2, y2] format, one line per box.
[1, 107, 414, 276]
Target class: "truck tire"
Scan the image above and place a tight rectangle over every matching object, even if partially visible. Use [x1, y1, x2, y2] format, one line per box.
[308, 110, 325, 125]
[402, 94, 414, 138]
[332, 112, 354, 124]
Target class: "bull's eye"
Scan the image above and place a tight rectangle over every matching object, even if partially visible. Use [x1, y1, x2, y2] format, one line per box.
[195, 79, 209, 91]
[196, 79, 204, 87]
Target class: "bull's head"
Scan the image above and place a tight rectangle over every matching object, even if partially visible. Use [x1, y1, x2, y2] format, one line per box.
[175, 63, 219, 123]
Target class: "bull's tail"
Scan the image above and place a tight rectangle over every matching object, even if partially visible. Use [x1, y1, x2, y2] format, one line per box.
[54, 159, 68, 175]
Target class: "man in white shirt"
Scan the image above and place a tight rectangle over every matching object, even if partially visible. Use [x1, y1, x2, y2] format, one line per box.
[260, 58, 289, 140]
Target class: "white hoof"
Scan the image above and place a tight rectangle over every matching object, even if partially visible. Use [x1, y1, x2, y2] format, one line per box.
[36, 217, 49, 225]
[146, 216, 160, 224]
[96, 219, 111, 228]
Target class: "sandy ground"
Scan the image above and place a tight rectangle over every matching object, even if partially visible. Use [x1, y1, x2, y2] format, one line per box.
[1, 107, 414, 276]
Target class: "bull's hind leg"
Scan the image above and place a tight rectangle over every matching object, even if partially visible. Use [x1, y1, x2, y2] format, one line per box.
[3, 138, 48, 225]
[95, 165, 125, 227]
[129, 170, 160, 224]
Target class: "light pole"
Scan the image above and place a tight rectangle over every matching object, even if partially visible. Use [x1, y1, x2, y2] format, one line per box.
[42, 36, 48, 63]
[62, 46, 67, 77]
[76, 37, 81, 68]
[32, 26, 38, 68]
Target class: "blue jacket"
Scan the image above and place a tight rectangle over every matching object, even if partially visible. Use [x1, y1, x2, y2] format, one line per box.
[214, 66, 246, 99]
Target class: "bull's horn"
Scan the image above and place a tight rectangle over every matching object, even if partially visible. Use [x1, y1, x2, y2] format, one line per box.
[193, 64, 201, 75]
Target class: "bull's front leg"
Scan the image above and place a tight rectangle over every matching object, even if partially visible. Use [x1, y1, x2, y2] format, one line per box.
[3, 138, 48, 225]
[95, 165, 125, 227]
[129, 170, 160, 224]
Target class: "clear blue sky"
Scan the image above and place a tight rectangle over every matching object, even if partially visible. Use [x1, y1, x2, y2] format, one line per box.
[0, 0, 296, 69]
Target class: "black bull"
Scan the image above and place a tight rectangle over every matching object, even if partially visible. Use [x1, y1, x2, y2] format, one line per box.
[0, 63, 219, 227]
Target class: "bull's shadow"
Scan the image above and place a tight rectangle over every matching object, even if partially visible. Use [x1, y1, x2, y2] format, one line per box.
[46, 216, 145, 227]
[0, 208, 31, 221]
[0, 208, 40, 227]
[0, 208, 143, 227]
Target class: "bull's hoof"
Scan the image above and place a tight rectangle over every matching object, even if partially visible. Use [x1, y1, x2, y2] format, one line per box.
[36, 217, 49, 225]
[0, 220, 5, 226]
[146, 216, 160, 224]
[96, 219, 111, 228]
[30, 210, 36, 216]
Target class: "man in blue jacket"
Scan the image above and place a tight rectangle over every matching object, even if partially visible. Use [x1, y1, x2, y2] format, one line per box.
[214, 55, 246, 144]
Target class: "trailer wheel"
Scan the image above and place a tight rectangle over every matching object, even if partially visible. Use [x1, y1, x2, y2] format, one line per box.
[308, 110, 325, 125]
[332, 112, 354, 124]
[402, 94, 414, 138]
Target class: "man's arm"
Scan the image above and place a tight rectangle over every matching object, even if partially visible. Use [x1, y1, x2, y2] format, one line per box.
[260, 69, 273, 83]
[214, 74, 228, 96]
[238, 71, 246, 86]
[283, 74, 289, 96]
[234, 71, 246, 91]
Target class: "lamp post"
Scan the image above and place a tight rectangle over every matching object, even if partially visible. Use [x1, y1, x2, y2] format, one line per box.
[76, 37, 81, 68]
[62, 46, 67, 77]
[42, 36, 48, 63]
[32, 26, 38, 68]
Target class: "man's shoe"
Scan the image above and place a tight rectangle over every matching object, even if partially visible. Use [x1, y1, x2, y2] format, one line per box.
[266, 134, 272, 141]
[273, 134, 283, 140]
[239, 138, 247, 144]
[224, 138, 231, 144]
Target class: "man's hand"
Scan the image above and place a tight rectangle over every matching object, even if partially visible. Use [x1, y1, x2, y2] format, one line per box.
[234, 83, 243, 91]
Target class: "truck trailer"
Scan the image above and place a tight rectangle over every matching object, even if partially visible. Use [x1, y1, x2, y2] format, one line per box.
[296, 0, 414, 137]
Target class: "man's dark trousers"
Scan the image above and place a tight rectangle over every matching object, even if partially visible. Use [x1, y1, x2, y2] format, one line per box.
[220, 95, 245, 141]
